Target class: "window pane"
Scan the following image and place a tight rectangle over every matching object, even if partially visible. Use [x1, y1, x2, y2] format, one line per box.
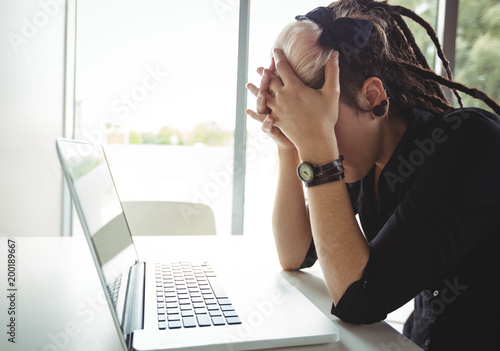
[245, 0, 325, 236]
[75, 0, 239, 235]
[455, 0, 500, 111]
[390, 0, 438, 68]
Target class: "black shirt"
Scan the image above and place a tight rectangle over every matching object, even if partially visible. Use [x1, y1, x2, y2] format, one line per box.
[300, 107, 500, 350]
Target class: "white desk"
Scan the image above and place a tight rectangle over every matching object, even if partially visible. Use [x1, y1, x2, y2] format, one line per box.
[0, 236, 421, 351]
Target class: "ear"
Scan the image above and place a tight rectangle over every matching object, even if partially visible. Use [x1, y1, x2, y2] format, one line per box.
[360, 77, 388, 118]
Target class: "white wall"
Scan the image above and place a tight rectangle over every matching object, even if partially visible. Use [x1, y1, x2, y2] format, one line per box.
[0, 0, 65, 236]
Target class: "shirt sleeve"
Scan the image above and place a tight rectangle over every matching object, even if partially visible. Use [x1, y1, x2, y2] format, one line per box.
[332, 109, 500, 323]
[299, 239, 318, 269]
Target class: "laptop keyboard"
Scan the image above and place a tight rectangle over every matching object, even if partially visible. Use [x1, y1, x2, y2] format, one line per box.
[107, 273, 122, 309]
[155, 262, 242, 329]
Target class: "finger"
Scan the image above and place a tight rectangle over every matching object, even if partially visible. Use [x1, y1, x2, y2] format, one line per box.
[321, 51, 340, 96]
[246, 109, 267, 123]
[258, 59, 275, 76]
[262, 116, 289, 145]
[256, 66, 275, 92]
[247, 82, 271, 114]
[246, 82, 259, 97]
[261, 115, 273, 133]
[256, 89, 271, 114]
[261, 89, 277, 113]
[272, 49, 301, 87]
[260, 68, 272, 91]
[257, 89, 274, 114]
[267, 125, 284, 140]
[268, 72, 284, 95]
[269, 57, 276, 73]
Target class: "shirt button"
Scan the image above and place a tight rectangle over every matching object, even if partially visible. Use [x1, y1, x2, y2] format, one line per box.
[433, 290, 439, 296]
[424, 339, 430, 347]
[363, 280, 368, 290]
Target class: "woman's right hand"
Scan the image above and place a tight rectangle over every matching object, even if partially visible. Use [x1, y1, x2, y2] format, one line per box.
[246, 64, 297, 152]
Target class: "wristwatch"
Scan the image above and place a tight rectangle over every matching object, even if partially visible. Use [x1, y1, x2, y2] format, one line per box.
[297, 156, 345, 187]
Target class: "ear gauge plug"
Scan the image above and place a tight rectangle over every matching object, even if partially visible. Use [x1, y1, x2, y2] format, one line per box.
[372, 99, 388, 117]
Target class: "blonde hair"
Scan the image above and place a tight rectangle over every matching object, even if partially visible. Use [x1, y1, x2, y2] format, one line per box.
[273, 20, 334, 89]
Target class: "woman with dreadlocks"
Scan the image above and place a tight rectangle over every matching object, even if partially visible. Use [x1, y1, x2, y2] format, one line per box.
[246, 1, 500, 350]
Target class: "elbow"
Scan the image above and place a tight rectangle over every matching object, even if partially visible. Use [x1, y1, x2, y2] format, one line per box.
[333, 308, 386, 325]
[278, 258, 303, 272]
[281, 264, 301, 272]
[330, 288, 388, 324]
[277, 250, 317, 271]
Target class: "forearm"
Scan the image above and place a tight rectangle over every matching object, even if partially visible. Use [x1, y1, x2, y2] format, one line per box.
[307, 179, 369, 305]
[272, 149, 313, 270]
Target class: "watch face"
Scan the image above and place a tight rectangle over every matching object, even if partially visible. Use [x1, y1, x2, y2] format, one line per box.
[298, 163, 314, 183]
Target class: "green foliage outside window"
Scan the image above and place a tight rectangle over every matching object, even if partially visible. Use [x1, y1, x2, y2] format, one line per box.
[391, 0, 438, 68]
[109, 122, 233, 146]
[455, 0, 500, 110]
[393, 0, 500, 112]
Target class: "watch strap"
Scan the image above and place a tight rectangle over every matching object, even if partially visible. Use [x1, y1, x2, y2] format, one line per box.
[315, 155, 344, 174]
[305, 170, 345, 187]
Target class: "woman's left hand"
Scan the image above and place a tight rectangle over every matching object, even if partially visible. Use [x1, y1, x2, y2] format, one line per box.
[263, 49, 341, 164]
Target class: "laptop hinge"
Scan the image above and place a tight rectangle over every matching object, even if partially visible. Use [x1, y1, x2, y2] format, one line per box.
[122, 262, 145, 337]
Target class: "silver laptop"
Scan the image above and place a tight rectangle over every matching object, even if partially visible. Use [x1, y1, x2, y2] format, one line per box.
[56, 138, 339, 351]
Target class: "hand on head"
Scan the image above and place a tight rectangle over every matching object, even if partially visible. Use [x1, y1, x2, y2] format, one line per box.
[246, 49, 341, 163]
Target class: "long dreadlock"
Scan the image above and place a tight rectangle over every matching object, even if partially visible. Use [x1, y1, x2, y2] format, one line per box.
[327, 0, 500, 116]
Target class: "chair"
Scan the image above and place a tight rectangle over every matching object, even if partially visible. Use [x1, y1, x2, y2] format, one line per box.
[122, 201, 216, 236]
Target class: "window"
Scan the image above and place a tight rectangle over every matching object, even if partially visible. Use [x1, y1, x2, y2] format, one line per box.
[75, 0, 239, 235]
[455, 0, 500, 111]
[244, 0, 324, 235]
[391, 0, 439, 67]
[75, 0, 327, 237]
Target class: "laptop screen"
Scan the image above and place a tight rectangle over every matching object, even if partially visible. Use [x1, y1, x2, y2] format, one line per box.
[56, 139, 138, 288]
